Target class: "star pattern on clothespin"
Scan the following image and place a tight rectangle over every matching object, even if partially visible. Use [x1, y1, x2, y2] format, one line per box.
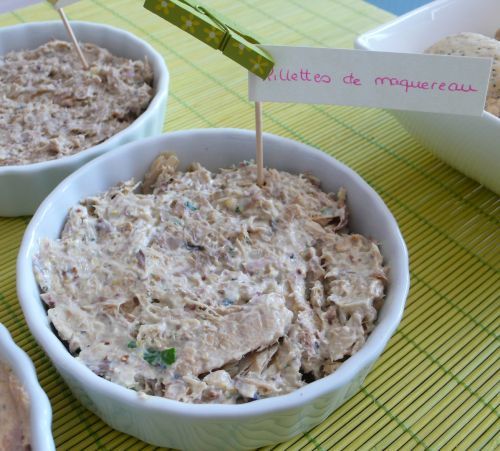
[143, 0, 274, 79]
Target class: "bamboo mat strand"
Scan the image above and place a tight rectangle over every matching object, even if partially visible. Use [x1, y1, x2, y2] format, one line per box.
[0, 0, 498, 450]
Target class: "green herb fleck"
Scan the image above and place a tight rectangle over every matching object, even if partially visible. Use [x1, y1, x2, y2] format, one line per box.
[143, 347, 176, 367]
[235, 206, 242, 213]
[127, 340, 137, 349]
[184, 200, 198, 211]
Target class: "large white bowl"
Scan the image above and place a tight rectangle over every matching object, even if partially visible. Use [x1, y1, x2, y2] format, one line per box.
[0, 323, 54, 451]
[355, 0, 500, 194]
[0, 21, 169, 216]
[17, 129, 409, 450]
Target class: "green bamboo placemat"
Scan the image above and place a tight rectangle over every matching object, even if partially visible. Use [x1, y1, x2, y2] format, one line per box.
[0, 0, 498, 449]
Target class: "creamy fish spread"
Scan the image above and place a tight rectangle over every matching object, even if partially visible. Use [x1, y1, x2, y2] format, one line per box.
[0, 40, 154, 166]
[34, 154, 387, 404]
[426, 32, 500, 117]
[0, 363, 31, 450]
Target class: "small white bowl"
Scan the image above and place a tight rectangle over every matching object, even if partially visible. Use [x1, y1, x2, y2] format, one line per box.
[0, 21, 169, 217]
[17, 129, 409, 450]
[0, 323, 54, 451]
[355, 0, 500, 194]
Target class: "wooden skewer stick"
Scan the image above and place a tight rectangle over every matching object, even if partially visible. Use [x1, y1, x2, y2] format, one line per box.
[57, 7, 89, 69]
[255, 101, 264, 186]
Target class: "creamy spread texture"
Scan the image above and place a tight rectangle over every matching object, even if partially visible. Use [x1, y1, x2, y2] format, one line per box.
[0, 363, 31, 450]
[34, 154, 387, 404]
[426, 32, 500, 117]
[0, 40, 154, 166]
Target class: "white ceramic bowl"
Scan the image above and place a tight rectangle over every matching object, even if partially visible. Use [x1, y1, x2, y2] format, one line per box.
[355, 0, 500, 194]
[0, 324, 54, 451]
[0, 21, 169, 217]
[17, 129, 409, 450]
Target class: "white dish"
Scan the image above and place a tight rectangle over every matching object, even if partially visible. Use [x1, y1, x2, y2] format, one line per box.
[0, 323, 54, 451]
[355, 0, 500, 194]
[0, 21, 169, 216]
[17, 129, 409, 450]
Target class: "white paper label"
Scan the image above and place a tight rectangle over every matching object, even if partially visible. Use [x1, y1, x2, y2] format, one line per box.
[249, 45, 492, 116]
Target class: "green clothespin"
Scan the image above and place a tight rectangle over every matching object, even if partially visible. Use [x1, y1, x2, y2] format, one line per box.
[143, 0, 274, 79]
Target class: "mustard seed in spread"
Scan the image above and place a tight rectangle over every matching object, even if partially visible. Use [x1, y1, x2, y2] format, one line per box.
[34, 154, 387, 404]
[0, 40, 154, 166]
[0, 363, 31, 450]
[426, 32, 500, 117]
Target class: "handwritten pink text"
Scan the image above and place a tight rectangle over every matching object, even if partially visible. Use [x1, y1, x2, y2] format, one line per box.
[267, 68, 332, 84]
[374, 76, 478, 93]
[343, 72, 362, 86]
[264, 68, 480, 96]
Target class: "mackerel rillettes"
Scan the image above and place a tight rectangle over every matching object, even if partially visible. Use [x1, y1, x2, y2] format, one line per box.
[426, 31, 500, 117]
[0, 40, 153, 166]
[0, 363, 31, 450]
[34, 153, 387, 404]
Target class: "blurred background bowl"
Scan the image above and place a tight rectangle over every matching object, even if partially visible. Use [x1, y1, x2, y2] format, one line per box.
[0, 20, 169, 216]
[355, 0, 500, 194]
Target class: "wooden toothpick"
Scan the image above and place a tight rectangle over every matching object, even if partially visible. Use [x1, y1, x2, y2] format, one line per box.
[57, 7, 89, 69]
[255, 101, 264, 186]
